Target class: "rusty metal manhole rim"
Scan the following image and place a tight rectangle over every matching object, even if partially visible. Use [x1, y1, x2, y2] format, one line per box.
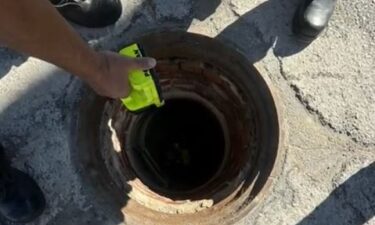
[72, 31, 285, 225]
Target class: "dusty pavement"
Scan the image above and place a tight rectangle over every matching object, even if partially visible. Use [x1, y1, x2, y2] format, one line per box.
[0, 0, 374, 224]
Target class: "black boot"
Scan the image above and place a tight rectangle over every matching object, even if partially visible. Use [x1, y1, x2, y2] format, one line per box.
[51, 0, 122, 28]
[0, 145, 46, 223]
[293, 0, 337, 42]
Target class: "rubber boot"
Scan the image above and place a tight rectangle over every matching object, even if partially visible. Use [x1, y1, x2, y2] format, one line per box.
[293, 0, 337, 42]
[0, 144, 46, 223]
[51, 0, 122, 28]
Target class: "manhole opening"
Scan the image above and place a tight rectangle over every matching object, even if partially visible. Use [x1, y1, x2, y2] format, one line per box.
[130, 98, 226, 195]
[75, 31, 283, 225]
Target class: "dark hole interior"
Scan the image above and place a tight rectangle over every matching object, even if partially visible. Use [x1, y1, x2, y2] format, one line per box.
[133, 99, 226, 193]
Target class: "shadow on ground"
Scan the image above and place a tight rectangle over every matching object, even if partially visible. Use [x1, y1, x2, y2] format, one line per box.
[0, 69, 131, 225]
[297, 163, 375, 225]
[0, 48, 27, 80]
[215, 0, 311, 63]
[124, 0, 311, 63]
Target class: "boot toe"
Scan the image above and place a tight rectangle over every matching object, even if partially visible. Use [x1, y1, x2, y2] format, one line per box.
[293, 0, 336, 42]
[58, 0, 122, 28]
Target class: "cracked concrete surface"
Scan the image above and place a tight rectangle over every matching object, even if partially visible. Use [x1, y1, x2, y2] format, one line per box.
[0, 0, 374, 224]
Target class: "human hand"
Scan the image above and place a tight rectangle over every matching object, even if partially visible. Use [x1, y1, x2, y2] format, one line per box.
[85, 51, 157, 98]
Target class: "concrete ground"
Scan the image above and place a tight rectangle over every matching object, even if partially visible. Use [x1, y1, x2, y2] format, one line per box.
[0, 0, 374, 224]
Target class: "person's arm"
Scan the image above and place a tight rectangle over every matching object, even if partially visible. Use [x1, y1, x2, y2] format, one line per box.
[0, 0, 155, 98]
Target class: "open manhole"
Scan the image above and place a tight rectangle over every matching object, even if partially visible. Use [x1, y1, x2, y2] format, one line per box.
[128, 98, 226, 195]
[73, 31, 283, 225]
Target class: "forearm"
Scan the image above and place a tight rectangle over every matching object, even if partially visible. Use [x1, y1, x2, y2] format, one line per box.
[0, 0, 101, 80]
